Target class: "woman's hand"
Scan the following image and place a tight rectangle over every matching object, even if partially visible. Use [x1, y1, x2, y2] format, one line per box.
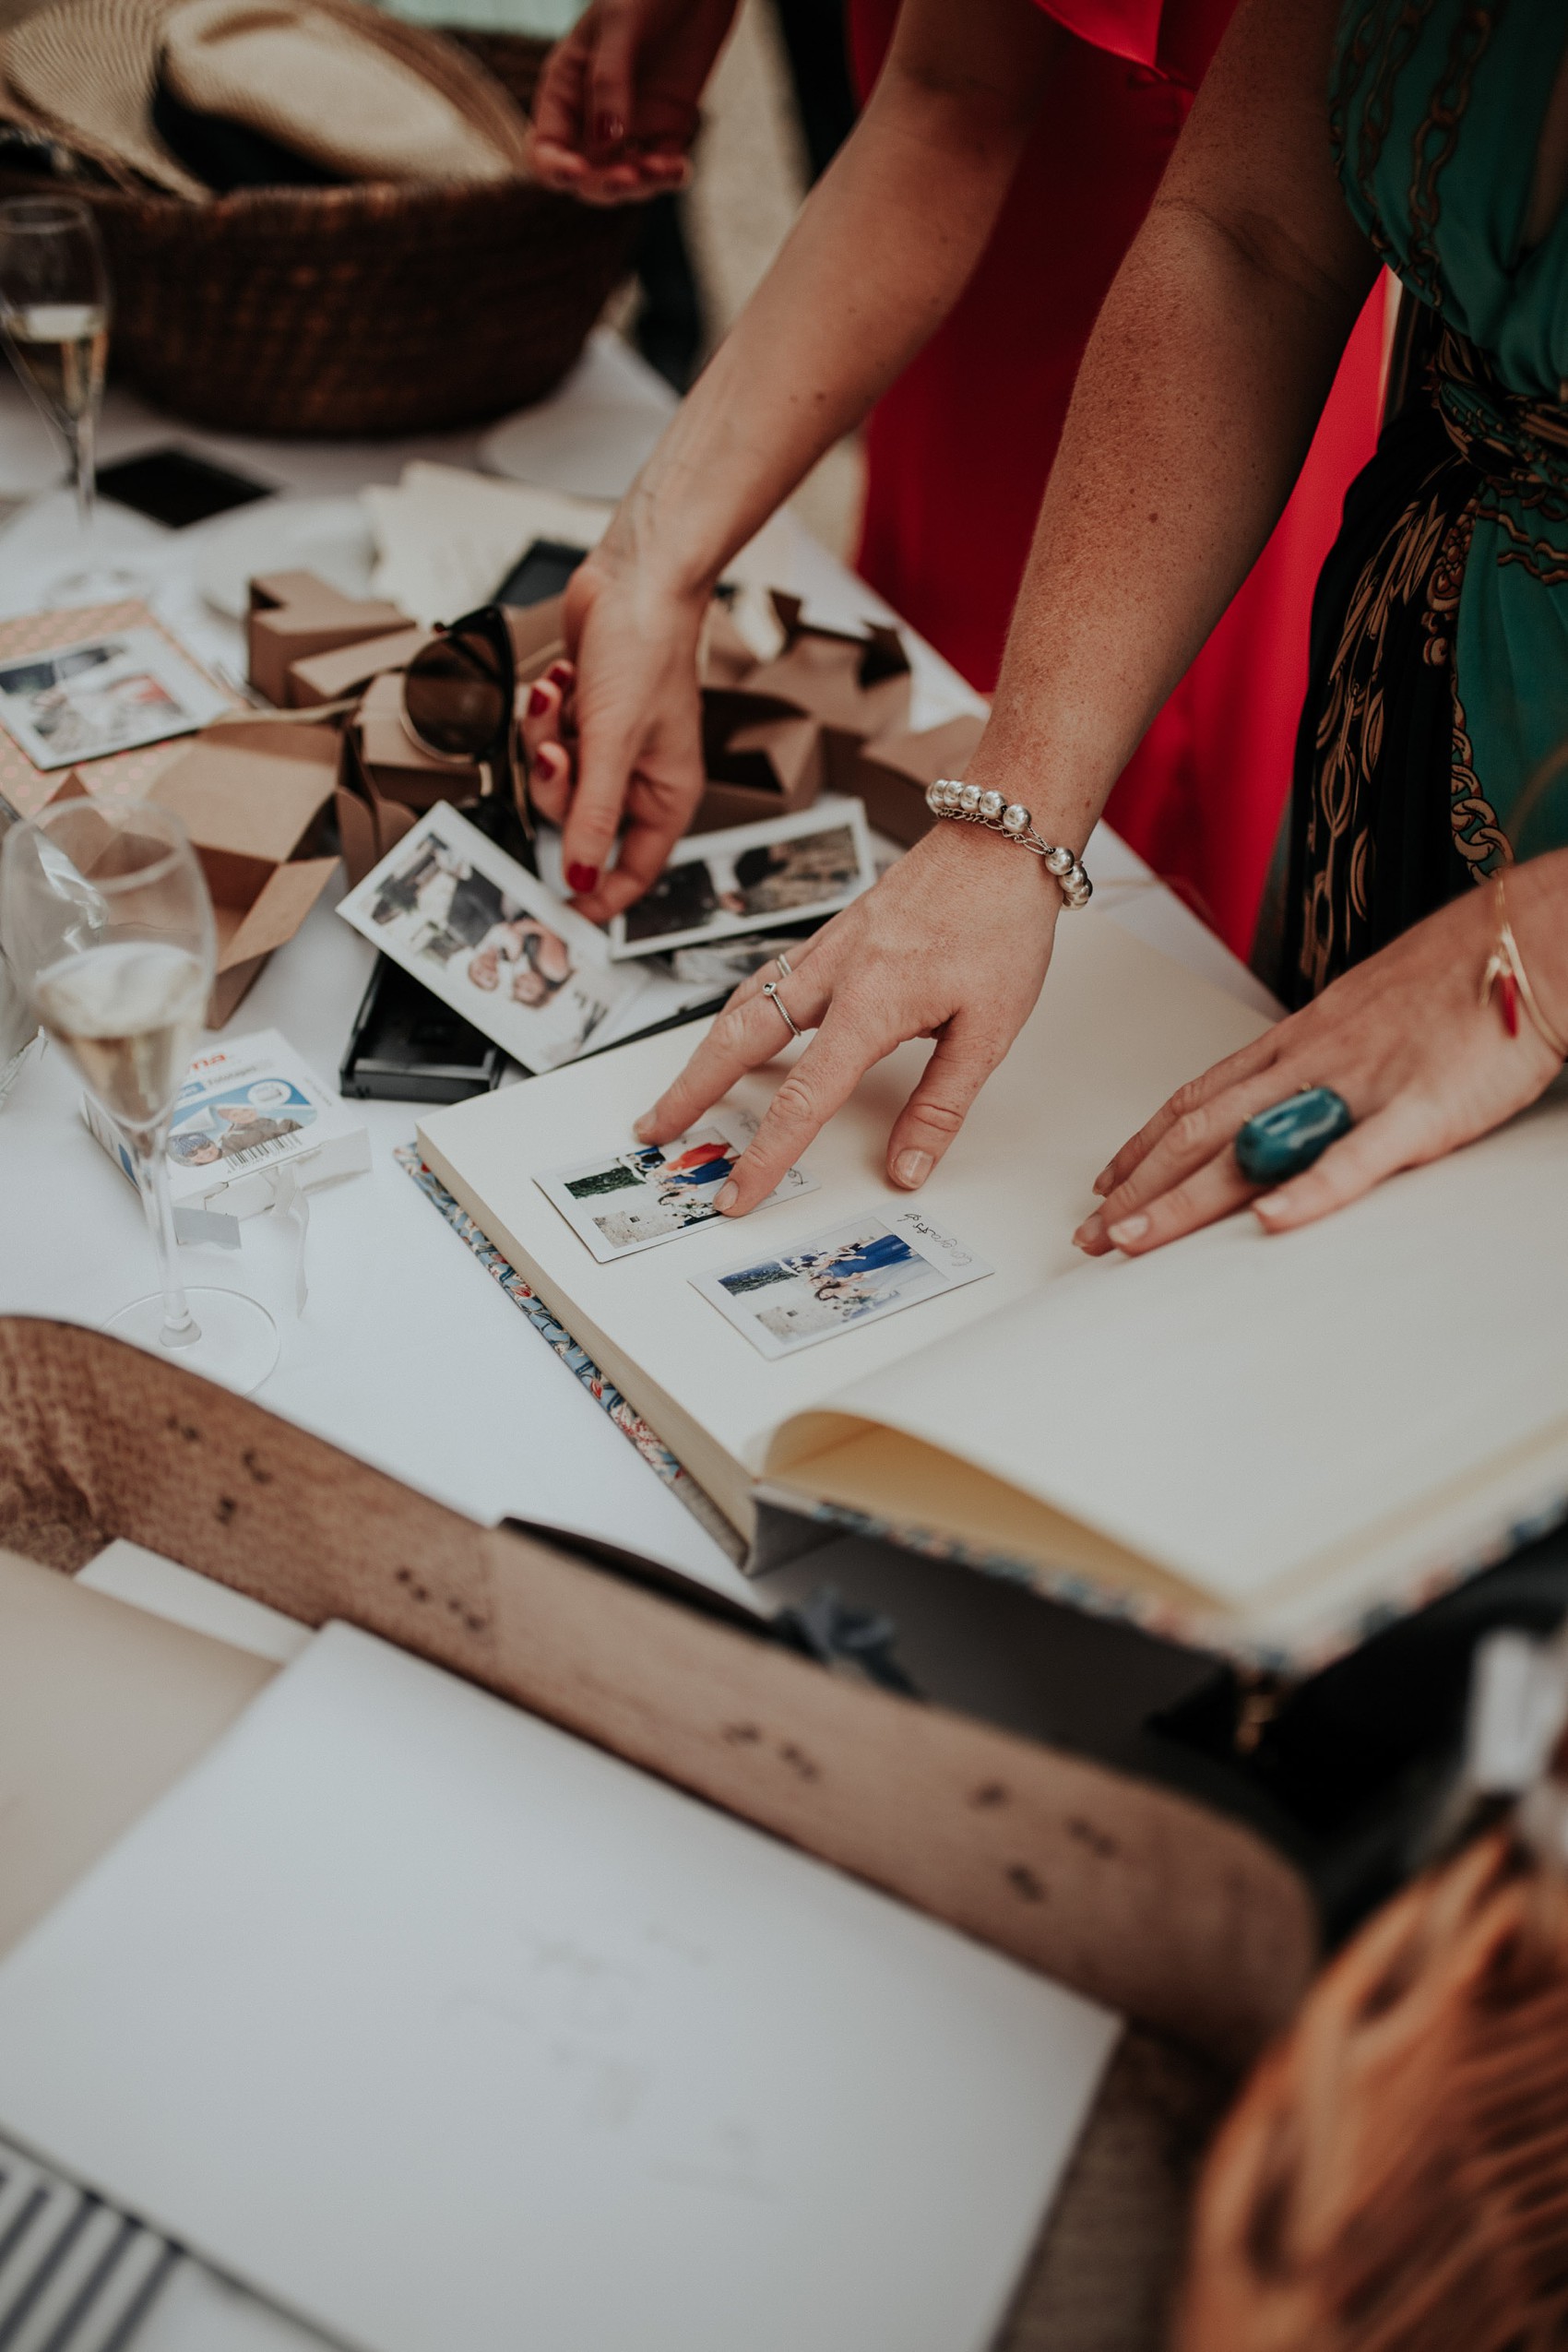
[1075, 869, 1568, 1259]
[633, 823, 1063, 1211]
[529, 0, 738, 204]
[519, 551, 709, 923]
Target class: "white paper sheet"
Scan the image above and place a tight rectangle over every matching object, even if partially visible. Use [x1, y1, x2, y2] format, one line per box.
[0, 1623, 1116, 2352]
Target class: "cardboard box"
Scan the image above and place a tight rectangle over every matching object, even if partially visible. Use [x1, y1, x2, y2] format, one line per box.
[504, 595, 569, 684]
[246, 572, 409, 709]
[694, 691, 825, 835]
[744, 595, 912, 793]
[52, 721, 341, 1027]
[688, 596, 916, 832]
[845, 713, 989, 847]
[334, 726, 422, 891]
[330, 601, 572, 885]
[286, 625, 432, 712]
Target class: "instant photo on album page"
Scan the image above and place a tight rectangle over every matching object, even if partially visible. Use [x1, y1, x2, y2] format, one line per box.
[417, 910, 1273, 1535]
[536, 1105, 817, 1262]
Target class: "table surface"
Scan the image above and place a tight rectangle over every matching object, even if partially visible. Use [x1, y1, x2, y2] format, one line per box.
[0, 342, 1277, 1588]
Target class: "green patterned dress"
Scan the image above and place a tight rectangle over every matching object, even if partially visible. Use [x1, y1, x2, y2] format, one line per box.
[1276, 0, 1568, 1005]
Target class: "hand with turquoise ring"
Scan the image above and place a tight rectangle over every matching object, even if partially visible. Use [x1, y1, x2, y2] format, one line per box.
[1073, 865, 1568, 1261]
[1233, 1086, 1353, 1183]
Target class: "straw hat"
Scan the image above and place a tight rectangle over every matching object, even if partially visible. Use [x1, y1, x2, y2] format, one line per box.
[0, 0, 531, 199]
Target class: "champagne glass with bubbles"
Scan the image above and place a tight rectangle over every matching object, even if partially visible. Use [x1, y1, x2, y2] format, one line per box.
[1, 799, 279, 1392]
[0, 196, 109, 528]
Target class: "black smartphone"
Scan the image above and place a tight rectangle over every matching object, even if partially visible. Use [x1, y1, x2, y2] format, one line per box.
[339, 957, 505, 1105]
[491, 538, 588, 609]
[96, 445, 277, 529]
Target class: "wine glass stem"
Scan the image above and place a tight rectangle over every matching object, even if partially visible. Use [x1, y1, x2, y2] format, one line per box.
[130, 1127, 200, 1348]
[69, 407, 96, 529]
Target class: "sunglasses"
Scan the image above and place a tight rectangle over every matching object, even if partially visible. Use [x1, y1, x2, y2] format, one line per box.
[401, 606, 541, 852]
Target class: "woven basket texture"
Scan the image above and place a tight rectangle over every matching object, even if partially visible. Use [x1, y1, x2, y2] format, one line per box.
[1175, 1827, 1568, 2352]
[0, 31, 637, 436]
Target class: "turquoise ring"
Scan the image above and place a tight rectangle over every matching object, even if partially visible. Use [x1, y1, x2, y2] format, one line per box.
[1235, 1087, 1353, 1185]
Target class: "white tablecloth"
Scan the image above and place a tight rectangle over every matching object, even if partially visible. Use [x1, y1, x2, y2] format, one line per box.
[0, 342, 1276, 1586]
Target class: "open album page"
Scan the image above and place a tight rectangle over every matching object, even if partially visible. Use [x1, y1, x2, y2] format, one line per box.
[765, 1090, 1568, 1663]
[417, 913, 1270, 1537]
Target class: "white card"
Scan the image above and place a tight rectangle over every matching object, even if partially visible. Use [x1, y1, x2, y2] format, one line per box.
[337, 803, 648, 1075]
[692, 1209, 993, 1359]
[608, 802, 874, 960]
[0, 627, 229, 770]
[535, 1107, 817, 1261]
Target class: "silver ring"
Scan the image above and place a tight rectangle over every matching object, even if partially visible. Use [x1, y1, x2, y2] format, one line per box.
[774, 952, 792, 979]
[763, 980, 803, 1041]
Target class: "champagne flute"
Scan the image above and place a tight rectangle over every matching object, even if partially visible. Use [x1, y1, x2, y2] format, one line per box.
[0, 790, 40, 1104]
[0, 196, 109, 529]
[0, 799, 279, 1393]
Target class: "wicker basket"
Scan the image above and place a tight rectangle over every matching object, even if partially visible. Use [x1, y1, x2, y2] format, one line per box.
[1175, 1826, 1568, 2352]
[0, 33, 638, 438]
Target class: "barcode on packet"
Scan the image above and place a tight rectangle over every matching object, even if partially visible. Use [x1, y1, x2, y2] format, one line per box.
[223, 1137, 297, 1169]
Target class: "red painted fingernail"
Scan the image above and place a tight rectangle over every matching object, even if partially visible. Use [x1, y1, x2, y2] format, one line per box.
[596, 112, 624, 148]
[527, 684, 551, 717]
[547, 660, 573, 687]
[567, 862, 599, 894]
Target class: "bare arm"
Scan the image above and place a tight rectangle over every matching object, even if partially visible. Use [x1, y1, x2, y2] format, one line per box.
[532, 0, 1062, 913]
[968, 0, 1379, 836]
[611, 0, 1063, 600]
[638, 0, 1386, 1212]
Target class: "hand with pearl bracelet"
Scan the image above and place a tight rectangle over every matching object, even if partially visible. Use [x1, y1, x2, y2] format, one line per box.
[632, 791, 1083, 1218]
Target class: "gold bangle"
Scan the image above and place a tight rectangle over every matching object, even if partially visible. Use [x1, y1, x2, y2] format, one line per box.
[1479, 873, 1568, 1061]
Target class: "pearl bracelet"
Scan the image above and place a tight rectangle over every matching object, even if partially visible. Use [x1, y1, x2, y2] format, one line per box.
[924, 779, 1092, 909]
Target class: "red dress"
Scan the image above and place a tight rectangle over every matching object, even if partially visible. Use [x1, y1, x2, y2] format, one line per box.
[849, 0, 1384, 957]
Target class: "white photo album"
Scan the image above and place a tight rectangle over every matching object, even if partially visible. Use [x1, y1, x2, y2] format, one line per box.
[337, 803, 647, 1075]
[0, 628, 230, 770]
[534, 1106, 817, 1262]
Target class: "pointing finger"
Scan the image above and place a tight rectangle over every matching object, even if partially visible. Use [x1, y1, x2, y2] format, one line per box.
[884, 1016, 1010, 1191]
[1075, 1062, 1312, 1252]
[713, 1004, 891, 1215]
[635, 964, 836, 1146]
[1091, 1028, 1282, 1198]
[572, 802, 697, 923]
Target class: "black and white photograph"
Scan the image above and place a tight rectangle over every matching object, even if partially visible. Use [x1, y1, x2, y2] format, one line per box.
[535, 1110, 816, 1261]
[0, 628, 230, 769]
[691, 1211, 992, 1359]
[608, 803, 874, 959]
[338, 804, 647, 1073]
